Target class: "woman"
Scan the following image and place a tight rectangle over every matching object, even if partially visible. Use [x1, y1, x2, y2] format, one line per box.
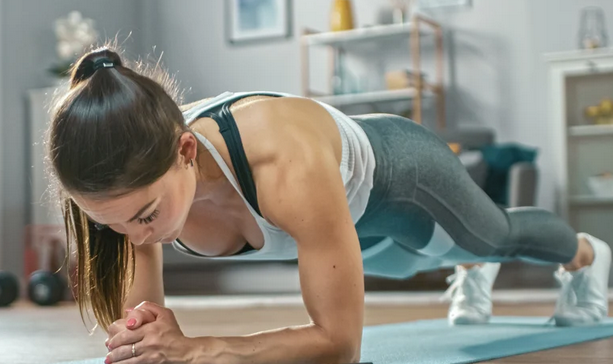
[49, 46, 610, 364]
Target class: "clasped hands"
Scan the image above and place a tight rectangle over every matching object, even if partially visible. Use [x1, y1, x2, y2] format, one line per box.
[104, 302, 196, 364]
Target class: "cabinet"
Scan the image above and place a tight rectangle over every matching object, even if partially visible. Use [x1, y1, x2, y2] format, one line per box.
[28, 87, 64, 227]
[546, 48, 613, 250]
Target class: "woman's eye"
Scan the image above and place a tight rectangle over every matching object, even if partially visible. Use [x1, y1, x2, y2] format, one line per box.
[137, 209, 160, 225]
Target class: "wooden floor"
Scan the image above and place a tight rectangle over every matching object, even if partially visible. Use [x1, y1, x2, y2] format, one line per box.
[1, 298, 612, 364]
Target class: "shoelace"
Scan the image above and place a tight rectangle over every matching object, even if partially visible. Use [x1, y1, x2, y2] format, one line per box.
[440, 268, 469, 303]
[545, 268, 577, 325]
[555, 268, 577, 307]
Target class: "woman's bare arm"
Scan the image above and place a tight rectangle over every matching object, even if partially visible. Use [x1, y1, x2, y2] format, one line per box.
[122, 243, 165, 317]
[187, 99, 364, 364]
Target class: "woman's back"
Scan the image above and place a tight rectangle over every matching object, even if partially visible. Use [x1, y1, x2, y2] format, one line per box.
[174, 91, 375, 261]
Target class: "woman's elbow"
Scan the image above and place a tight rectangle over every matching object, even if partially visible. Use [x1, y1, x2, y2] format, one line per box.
[327, 331, 362, 363]
[334, 339, 362, 363]
[314, 322, 362, 363]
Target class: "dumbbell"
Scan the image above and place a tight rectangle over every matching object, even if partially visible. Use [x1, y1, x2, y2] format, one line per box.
[28, 270, 65, 306]
[0, 271, 19, 307]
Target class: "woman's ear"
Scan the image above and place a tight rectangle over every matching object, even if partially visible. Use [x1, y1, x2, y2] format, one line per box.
[177, 132, 198, 166]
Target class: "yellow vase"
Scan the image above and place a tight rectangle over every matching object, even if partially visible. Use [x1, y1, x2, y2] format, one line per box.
[331, 0, 354, 32]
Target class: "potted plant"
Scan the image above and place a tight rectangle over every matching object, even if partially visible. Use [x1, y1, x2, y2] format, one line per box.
[48, 11, 99, 82]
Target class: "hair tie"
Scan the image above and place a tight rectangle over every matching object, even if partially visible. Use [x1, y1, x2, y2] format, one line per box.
[92, 58, 115, 72]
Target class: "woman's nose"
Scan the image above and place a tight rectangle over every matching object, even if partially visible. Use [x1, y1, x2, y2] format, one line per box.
[123, 226, 151, 246]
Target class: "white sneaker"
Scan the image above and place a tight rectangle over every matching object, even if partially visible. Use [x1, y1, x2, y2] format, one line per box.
[552, 233, 611, 327]
[442, 263, 501, 325]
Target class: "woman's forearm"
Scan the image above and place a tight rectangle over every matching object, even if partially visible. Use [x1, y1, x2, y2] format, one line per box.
[122, 244, 165, 317]
[188, 323, 360, 364]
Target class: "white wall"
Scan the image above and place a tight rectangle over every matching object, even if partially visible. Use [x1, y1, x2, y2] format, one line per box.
[422, 0, 613, 213]
[4, 0, 613, 276]
[0, 0, 148, 276]
[147, 0, 397, 98]
[148, 0, 613, 211]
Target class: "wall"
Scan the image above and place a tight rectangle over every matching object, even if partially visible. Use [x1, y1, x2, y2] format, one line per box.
[4, 0, 613, 277]
[0, 0, 149, 276]
[149, 0, 613, 212]
[146, 0, 413, 99]
[420, 0, 613, 210]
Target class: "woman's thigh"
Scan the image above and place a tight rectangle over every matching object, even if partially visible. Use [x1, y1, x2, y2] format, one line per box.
[353, 114, 509, 254]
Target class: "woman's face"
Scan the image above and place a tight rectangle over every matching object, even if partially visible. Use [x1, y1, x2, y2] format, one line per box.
[73, 134, 199, 246]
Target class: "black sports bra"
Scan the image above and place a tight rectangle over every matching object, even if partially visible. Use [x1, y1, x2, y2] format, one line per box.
[174, 94, 282, 257]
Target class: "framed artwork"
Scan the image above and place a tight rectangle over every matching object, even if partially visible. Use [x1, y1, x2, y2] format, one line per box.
[226, 0, 293, 45]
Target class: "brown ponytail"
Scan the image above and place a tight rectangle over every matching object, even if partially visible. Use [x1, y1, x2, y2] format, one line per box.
[47, 39, 187, 333]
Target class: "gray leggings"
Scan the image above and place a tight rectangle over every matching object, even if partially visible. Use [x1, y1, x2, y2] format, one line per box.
[352, 114, 578, 279]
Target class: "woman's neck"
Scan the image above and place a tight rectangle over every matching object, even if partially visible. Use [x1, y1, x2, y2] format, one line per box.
[193, 146, 229, 201]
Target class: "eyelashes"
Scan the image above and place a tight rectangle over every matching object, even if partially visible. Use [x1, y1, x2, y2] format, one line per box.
[137, 209, 160, 225]
[89, 209, 160, 231]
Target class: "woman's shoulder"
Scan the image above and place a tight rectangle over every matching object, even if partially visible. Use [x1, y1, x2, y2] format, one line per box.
[178, 98, 213, 113]
[189, 94, 338, 155]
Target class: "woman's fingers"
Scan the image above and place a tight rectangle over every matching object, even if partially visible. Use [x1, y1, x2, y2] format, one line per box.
[106, 325, 144, 353]
[124, 307, 157, 330]
[106, 306, 155, 350]
[106, 303, 158, 352]
[106, 339, 142, 364]
[107, 319, 127, 339]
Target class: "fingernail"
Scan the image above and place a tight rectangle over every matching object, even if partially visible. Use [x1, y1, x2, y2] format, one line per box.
[125, 308, 133, 313]
[105, 357, 111, 364]
[127, 318, 136, 327]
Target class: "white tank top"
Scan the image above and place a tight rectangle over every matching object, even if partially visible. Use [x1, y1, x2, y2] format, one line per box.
[172, 91, 376, 260]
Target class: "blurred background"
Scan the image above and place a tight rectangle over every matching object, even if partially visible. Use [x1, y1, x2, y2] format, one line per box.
[2, 0, 613, 304]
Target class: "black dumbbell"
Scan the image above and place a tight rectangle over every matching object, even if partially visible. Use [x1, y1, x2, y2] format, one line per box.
[0, 271, 19, 307]
[28, 270, 65, 306]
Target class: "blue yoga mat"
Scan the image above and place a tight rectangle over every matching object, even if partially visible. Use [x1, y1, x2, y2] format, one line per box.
[53, 316, 613, 364]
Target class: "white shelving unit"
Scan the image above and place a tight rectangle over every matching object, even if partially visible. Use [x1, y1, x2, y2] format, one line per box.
[302, 22, 429, 47]
[313, 87, 432, 107]
[300, 15, 445, 129]
[568, 124, 613, 137]
[546, 48, 613, 246]
[569, 195, 613, 206]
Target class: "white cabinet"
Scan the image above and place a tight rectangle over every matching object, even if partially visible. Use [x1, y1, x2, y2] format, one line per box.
[27, 86, 65, 227]
[546, 49, 613, 245]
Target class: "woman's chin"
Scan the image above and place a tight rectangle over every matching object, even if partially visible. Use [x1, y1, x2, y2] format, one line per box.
[161, 231, 180, 244]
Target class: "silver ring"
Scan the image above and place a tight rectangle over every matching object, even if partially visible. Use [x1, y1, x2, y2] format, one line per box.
[132, 343, 136, 357]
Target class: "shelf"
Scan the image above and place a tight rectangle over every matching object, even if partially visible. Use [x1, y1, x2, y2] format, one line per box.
[569, 195, 613, 206]
[303, 23, 427, 47]
[312, 88, 426, 107]
[544, 48, 613, 63]
[300, 15, 445, 128]
[568, 124, 613, 137]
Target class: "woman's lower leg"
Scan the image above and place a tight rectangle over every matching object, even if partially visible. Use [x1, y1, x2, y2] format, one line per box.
[562, 235, 594, 271]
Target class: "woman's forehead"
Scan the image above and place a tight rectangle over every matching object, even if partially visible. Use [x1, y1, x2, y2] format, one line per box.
[69, 171, 171, 221]
[72, 187, 156, 223]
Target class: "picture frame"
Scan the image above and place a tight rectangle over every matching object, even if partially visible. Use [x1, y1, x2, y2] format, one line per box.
[226, 0, 293, 45]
